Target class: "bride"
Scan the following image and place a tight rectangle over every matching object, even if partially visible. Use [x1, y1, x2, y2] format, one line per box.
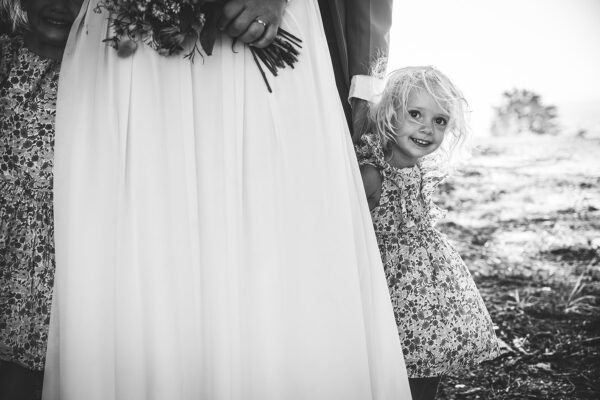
[43, 0, 412, 398]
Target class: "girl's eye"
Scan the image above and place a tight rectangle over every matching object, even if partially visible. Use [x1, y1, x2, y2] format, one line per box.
[408, 110, 420, 119]
[434, 117, 448, 126]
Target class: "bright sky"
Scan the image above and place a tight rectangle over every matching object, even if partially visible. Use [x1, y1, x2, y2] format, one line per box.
[388, 0, 600, 136]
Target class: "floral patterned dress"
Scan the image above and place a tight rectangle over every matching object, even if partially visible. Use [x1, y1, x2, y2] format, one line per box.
[0, 34, 58, 370]
[357, 133, 500, 377]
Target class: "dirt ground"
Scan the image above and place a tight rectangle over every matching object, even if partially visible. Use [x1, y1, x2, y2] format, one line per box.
[434, 134, 600, 399]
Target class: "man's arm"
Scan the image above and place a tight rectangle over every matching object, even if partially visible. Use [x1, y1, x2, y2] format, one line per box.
[346, 0, 393, 78]
[345, 0, 393, 142]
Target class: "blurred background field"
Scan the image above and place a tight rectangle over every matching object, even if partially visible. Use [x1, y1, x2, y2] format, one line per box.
[388, 0, 600, 140]
[433, 134, 600, 399]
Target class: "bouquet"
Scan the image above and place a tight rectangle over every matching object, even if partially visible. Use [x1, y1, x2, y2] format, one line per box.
[95, 0, 302, 92]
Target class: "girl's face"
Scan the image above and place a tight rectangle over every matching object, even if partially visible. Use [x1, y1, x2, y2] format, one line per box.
[23, 0, 82, 48]
[388, 90, 449, 168]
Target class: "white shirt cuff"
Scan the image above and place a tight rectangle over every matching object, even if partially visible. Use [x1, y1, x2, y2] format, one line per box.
[348, 75, 385, 103]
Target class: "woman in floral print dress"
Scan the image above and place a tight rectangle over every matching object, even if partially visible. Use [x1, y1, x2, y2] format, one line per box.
[357, 66, 500, 400]
[0, 1, 81, 398]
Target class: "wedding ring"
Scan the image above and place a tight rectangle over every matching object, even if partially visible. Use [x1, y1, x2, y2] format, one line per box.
[254, 18, 268, 28]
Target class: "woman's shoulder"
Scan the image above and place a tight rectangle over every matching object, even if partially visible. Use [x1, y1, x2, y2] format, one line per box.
[0, 33, 24, 78]
[0, 33, 23, 56]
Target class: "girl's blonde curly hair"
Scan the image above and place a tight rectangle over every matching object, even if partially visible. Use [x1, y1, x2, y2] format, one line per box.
[0, 0, 27, 31]
[367, 65, 470, 162]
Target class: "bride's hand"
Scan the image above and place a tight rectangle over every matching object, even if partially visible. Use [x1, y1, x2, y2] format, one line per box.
[217, 0, 288, 48]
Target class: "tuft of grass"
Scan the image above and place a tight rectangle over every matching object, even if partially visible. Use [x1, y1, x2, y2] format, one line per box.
[563, 258, 600, 316]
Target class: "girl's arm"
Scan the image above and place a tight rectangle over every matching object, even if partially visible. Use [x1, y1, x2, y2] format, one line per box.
[359, 164, 383, 211]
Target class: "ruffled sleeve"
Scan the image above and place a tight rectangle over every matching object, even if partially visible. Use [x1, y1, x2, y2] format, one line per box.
[354, 132, 384, 169]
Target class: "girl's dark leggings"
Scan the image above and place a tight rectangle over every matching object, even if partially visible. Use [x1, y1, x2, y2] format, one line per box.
[0, 360, 42, 400]
[408, 376, 442, 400]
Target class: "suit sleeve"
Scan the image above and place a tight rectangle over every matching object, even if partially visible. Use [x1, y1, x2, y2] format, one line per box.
[346, 0, 394, 78]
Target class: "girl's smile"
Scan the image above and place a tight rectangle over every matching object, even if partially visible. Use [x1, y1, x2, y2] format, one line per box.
[410, 137, 434, 147]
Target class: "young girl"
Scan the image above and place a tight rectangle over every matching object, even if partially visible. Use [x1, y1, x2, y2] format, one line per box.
[0, 1, 81, 398]
[357, 66, 500, 400]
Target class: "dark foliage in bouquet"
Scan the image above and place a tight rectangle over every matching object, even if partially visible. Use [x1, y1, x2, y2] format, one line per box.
[95, 0, 302, 92]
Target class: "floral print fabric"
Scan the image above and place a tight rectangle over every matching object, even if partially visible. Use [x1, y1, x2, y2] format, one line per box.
[0, 34, 58, 370]
[357, 133, 499, 377]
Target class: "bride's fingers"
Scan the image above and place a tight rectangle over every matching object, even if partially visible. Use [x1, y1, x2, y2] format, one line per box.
[218, 0, 286, 45]
[225, 13, 256, 39]
[217, 1, 245, 32]
[251, 24, 278, 49]
[237, 20, 268, 45]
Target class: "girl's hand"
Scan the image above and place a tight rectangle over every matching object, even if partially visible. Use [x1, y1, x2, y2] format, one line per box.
[217, 0, 288, 48]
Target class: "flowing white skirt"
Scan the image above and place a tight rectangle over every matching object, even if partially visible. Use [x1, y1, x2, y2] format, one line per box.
[43, 0, 411, 399]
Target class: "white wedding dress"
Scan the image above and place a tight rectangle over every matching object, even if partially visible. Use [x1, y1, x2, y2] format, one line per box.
[43, 0, 411, 399]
